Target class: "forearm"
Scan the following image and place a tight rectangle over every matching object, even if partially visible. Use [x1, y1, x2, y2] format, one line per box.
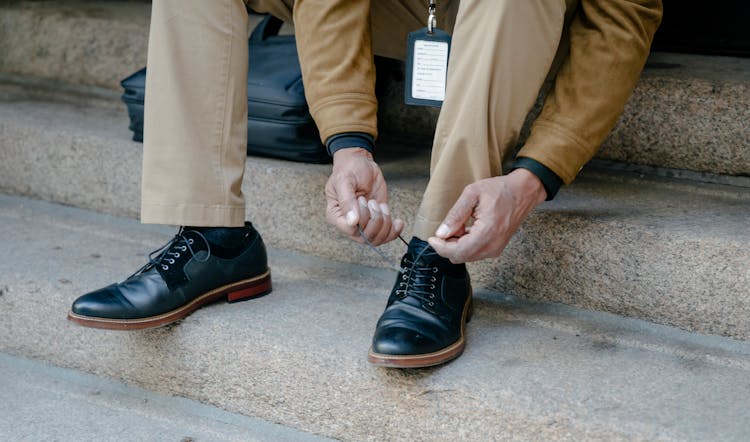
[517, 0, 663, 184]
[293, 0, 378, 143]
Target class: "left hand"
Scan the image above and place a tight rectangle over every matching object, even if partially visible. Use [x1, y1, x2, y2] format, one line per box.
[427, 169, 547, 263]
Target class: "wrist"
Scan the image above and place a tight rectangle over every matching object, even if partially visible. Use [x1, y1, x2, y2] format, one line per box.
[510, 157, 563, 201]
[507, 168, 547, 205]
[333, 147, 373, 162]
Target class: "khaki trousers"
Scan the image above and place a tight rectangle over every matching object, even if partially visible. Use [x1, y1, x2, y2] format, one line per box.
[142, 0, 574, 239]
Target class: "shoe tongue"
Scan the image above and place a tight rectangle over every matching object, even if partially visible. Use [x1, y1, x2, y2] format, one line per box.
[407, 236, 439, 264]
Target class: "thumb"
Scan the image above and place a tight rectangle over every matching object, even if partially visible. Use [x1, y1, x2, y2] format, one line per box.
[435, 186, 478, 239]
[335, 174, 360, 227]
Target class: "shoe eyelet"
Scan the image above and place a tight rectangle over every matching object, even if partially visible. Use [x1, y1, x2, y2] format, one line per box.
[161, 264, 169, 270]
[429, 293, 435, 299]
[432, 267, 438, 273]
[428, 301, 435, 307]
[430, 276, 436, 282]
[166, 258, 175, 264]
[173, 252, 180, 258]
[188, 239, 194, 244]
[402, 274, 408, 280]
[430, 284, 435, 290]
[179, 246, 187, 251]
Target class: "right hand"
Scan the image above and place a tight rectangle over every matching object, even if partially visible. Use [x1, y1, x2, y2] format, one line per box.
[325, 148, 404, 246]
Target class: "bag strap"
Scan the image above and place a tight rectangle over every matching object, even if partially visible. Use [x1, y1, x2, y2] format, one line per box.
[250, 15, 284, 43]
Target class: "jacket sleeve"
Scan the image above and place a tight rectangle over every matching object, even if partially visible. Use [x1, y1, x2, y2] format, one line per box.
[516, 0, 663, 184]
[292, 0, 378, 143]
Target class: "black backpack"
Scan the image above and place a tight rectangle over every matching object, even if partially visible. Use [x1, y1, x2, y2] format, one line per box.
[121, 15, 328, 163]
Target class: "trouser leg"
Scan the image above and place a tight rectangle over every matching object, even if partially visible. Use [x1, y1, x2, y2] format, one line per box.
[412, 0, 572, 239]
[141, 0, 250, 227]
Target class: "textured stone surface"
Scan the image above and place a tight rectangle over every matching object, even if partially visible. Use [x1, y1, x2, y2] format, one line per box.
[598, 52, 750, 176]
[2, 195, 750, 441]
[0, 353, 330, 441]
[0, 1, 151, 90]
[1, 94, 749, 340]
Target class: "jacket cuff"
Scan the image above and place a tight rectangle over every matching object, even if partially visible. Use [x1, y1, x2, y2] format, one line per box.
[326, 132, 375, 156]
[511, 157, 563, 201]
[516, 119, 594, 185]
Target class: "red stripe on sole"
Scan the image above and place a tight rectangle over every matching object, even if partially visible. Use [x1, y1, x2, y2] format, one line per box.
[227, 274, 272, 302]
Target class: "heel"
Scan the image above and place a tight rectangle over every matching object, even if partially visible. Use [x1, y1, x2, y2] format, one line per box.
[465, 297, 474, 324]
[227, 271, 272, 303]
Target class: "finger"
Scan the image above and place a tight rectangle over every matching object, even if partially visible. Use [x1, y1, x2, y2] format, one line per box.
[326, 182, 358, 237]
[362, 200, 385, 244]
[369, 202, 393, 245]
[358, 196, 371, 228]
[435, 186, 479, 239]
[327, 205, 358, 237]
[428, 236, 465, 263]
[349, 231, 365, 244]
[383, 218, 405, 244]
[333, 175, 360, 227]
[428, 228, 485, 264]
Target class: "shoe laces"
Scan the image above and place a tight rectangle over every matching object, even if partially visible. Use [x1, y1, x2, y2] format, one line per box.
[357, 226, 408, 273]
[129, 228, 212, 277]
[395, 246, 440, 311]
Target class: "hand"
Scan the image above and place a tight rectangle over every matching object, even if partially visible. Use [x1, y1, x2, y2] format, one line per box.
[325, 148, 405, 245]
[427, 169, 547, 263]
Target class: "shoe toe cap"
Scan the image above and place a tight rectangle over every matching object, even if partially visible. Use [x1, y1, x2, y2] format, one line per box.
[71, 285, 129, 319]
[371, 325, 443, 356]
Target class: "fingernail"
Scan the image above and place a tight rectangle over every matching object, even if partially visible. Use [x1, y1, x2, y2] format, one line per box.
[358, 196, 367, 208]
[394, 219, 404, 231]
[346, 210, 357, 226]
[368, 200, 380, 217]
[435, 223, 450, 238]
[379, 203, 390, 216]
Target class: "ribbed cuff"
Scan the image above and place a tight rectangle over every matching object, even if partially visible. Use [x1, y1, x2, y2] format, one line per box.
[511, 157, 563, 201]
[325, 132, 375, 156]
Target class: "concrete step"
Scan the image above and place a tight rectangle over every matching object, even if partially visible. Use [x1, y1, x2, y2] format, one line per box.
[2, 1, 749, 176]
[1, 90, 749, 341]
[2, 194, 750, 441]
[0, 352, 330, 441]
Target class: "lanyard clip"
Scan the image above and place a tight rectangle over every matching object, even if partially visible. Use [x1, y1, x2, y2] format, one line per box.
[427, 0, 436, 34]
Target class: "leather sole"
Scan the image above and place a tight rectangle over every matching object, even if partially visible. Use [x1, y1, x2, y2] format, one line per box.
[67, 269, 272, 330]
[367, 292, 473, 369]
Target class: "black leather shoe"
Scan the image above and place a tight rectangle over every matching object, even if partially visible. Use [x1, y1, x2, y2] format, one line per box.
[68, 222, 271, 330]
[368, 237, 472, 368]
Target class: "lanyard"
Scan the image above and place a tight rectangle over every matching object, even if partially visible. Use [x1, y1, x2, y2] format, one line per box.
[428, 0, 437, 34]
[405, 0, 451, 107]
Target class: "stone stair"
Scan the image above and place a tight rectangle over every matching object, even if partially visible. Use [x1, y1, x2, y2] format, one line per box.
[1, 1, 750, 439]
[2, 0, 749, 333]
[2, 87, 749, 340]
[2, 194, 750, 441]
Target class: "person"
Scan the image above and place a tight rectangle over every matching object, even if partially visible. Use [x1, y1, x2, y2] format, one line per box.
[68, 0, 662, 367]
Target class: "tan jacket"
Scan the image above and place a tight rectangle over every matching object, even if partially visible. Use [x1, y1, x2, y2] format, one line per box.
[292, 0, 663, 185]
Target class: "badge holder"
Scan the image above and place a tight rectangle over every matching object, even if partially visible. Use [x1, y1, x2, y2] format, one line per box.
[404, 1, 452, 108]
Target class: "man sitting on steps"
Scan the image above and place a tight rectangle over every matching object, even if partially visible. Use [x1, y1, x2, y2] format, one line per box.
[68, 0, 662, 368]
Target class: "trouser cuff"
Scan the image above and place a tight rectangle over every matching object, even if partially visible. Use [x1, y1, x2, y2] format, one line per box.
[412, 215, 443, 242]
[140, 202, 246, 227]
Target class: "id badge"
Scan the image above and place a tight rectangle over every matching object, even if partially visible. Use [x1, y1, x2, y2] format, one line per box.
[404, 27, 451, 108]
